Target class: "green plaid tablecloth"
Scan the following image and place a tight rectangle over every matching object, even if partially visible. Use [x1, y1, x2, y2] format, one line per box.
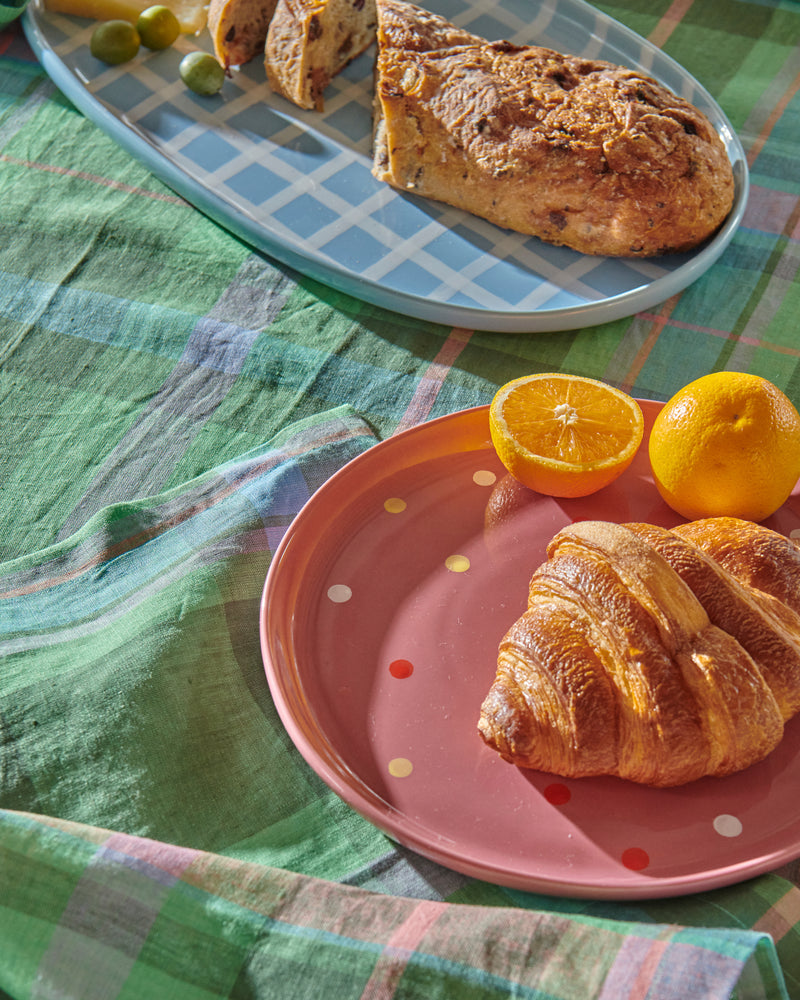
[2, 2, 800, 997]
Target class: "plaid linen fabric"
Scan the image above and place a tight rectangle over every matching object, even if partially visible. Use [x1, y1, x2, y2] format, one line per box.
[0, 811, 788, 999]
[2, 0, 800, 996]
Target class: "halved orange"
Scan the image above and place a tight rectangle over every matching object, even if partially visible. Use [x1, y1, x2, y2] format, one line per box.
[489, 373, 644, 498]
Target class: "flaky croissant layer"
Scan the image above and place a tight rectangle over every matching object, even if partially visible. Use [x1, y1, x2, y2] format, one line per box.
[478, 517, 800, 787]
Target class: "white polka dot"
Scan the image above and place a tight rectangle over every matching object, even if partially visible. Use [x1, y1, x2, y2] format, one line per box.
[384, 497, 407, 513]
[445, 554, 470, 573]
[713, 814, 743, 838]
[473, 470, 497, 487]
[791, 529, 800, 540]
[327, 584, 352, 603]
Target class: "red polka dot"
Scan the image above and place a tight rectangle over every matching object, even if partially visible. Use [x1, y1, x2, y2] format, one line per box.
[621, 847, 650, 871]
[389, 659, 414, 679]
[543, 783, 571, 805]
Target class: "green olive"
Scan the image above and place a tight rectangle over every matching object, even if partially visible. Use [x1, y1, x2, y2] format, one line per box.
[179, 51, 225, 95]
[90, 19, 140, 65]
[136, 5, 180, 49]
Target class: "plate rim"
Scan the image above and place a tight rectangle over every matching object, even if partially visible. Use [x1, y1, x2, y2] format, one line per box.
[23, 0, 749, 334]
[260, 404, 800, 899]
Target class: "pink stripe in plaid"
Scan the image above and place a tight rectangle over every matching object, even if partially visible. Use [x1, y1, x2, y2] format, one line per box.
[392, 328, 473, 435]
[597, 936, 671, 999]
[359, 899, 446, 999]
[743, 185, 800, 236]
[633, 310, 800, 358]
[747, 68, 800, 168]
[104, 831, 202, 879]
[0, 153, 186, 204]
[647, 0, 694, 48]
[753, 886, 800, 944]
[619, 294, 682, 392]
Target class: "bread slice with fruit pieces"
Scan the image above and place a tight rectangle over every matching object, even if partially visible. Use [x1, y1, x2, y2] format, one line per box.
[264, 0, 377, 110]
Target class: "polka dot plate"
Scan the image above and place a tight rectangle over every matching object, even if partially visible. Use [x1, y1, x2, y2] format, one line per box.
[260, 401, 800, 899]
[23, 0, 748, 333]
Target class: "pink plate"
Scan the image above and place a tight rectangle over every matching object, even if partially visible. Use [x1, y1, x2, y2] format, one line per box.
[260, 402, 800, 899]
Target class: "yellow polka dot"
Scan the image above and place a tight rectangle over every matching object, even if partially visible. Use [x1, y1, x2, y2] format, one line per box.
[445, 554, 470, 573]
[384, 497, 407, 513]
[473, 470, 497, 487]
[388, 757, 413, 778]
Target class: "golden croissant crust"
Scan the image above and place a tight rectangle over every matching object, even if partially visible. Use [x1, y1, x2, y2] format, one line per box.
[478, 517, 800, 786]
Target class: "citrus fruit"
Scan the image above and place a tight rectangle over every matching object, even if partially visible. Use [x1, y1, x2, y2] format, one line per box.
[179, 51, 225, 94]
[648, 371, 800, 522]
[136, 5, 180, 48]
[488, 373, 645, 498]
[90, 19, 140, 64]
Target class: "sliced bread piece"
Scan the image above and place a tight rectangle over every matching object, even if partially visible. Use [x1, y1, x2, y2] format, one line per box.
[265, 0, 377, 110]
[208, 0, 279, 69]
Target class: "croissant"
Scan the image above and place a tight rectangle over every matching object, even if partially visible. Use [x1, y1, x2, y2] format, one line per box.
[477, 518, 800, 786]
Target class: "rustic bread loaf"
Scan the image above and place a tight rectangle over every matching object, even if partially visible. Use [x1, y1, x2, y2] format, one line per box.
[372, 0, 735, 256]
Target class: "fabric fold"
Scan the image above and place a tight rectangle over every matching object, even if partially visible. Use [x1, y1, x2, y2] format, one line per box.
[0, 406, 381, 858]
[0, 809, 789, 1000]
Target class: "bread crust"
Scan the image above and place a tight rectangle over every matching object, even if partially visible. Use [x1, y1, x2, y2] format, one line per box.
[373, 0, 735, 256]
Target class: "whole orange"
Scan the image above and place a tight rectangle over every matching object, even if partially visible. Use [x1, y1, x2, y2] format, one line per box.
[489, 373, 644, 498]
[648, 372, 800, 521]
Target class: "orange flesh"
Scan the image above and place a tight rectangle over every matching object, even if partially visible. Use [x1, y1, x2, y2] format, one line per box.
[498, 378, 641, 468]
